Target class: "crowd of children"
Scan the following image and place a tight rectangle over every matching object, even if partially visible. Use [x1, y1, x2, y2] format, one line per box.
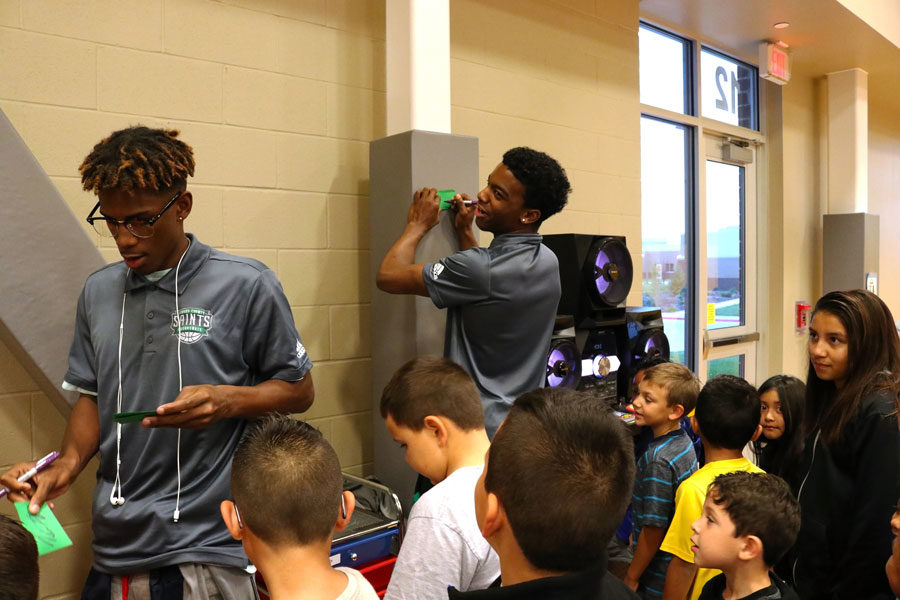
[3, 288, 899, 600]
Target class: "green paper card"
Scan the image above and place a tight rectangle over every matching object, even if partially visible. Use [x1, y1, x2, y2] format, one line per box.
[437, 189, 456, 210]
[15, 502, 72, 555]
[114, 410, 158, 423]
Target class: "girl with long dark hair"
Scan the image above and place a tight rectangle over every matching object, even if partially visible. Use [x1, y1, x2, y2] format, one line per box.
[752, 374, 805, 484]
[791, 290, 900, 599]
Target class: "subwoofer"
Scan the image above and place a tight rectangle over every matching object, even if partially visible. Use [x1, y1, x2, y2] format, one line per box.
[544, 321, 620, 405]
[542, 234, 634, 327]
[616, 307, 670, 400]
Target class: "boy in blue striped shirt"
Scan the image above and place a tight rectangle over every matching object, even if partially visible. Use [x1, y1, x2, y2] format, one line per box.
[624, 363, 700, 599]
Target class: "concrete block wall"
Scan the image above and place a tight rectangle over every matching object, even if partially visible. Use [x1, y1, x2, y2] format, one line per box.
[449, 0, 642, 305]
[0, 0, 642, 596]
[0, 0, 384, 596]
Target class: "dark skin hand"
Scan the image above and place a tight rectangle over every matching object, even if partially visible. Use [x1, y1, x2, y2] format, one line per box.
[0, 395, 99, 514]
[142, 376, 314, 429]
[0, 376, 313, 513]
[451, 193, 477, 250]
[375, 187, 479, 295]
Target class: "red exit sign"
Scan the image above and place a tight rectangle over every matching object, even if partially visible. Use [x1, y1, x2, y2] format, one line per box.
[760, 42, 791, 85]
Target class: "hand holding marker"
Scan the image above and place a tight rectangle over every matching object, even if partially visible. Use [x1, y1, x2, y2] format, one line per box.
[437, 189, 475, 210]
[0, 451, 59, 499]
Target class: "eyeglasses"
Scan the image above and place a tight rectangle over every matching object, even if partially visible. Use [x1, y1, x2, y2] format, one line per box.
[86, 191, 182, 239]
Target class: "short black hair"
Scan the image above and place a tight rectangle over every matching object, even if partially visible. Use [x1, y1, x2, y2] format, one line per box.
[0, 514, 38, 600]
[231, 414, 342, 547]
[502, 147, 570, 225]
[695, 374, 760, 449]
[485, 387, 634, 572]
[380, 356, 485, 431]
[80, 126, 195, 194]
[708, 471, 800, 567]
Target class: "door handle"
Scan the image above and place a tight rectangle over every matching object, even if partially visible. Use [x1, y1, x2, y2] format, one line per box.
[711, 332, 760, 348]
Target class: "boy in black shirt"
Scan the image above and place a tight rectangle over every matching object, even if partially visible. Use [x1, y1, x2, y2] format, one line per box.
[691, 472, 799, 600]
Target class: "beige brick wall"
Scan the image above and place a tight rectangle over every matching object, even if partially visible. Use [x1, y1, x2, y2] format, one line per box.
[450, 0, 642, 301]
[0, 0, 384, 595]
[1, 0, 641, 596]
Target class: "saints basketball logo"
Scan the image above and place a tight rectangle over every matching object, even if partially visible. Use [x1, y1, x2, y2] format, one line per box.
[171, 307, 214, 344]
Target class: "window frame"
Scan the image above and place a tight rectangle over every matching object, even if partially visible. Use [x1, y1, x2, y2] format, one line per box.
[639, 19, 767, 381]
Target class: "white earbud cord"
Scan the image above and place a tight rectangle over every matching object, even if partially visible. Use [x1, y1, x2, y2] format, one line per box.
[173, 244, 189, 523]
[110, 242, 190, 522]
[110, 275, 129, 507]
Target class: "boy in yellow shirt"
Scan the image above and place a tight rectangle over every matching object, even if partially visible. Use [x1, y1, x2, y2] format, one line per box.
[660, 375, 763, 600]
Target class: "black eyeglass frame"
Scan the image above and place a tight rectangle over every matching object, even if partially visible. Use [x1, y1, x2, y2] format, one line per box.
[86, 191, 183, 239]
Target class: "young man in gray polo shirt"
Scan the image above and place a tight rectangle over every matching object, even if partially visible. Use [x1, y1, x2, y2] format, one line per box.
[377, 147, 570, 437]
[1, 126, 314, 599]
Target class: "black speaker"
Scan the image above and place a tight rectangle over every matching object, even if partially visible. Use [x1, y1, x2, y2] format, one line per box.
[545, 319, 620, 405]
[575, 326, 621, 405]
[616, 307, 671, 400]
[545, 331, 581, 389]
[542, 234, 634, 327]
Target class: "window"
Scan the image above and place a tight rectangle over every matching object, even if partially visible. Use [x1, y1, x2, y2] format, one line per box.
[700, 47, 758, 129]
[639, 24, 692, 114]
[639, 22, 762, 381]
[640, 116, 693, 366]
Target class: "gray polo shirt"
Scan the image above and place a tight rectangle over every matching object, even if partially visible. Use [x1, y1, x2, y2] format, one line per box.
[64, 234, 312, 574]
[424, 233, 560, 437]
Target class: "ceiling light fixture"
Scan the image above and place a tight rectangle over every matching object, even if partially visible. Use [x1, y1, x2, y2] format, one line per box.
[774, 22, 790, 29]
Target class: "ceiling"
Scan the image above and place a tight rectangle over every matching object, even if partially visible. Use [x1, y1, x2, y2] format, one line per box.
[640, 0, 900, 109]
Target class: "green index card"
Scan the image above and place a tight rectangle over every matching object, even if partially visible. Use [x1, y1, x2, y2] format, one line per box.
[437, 189, 456, 210]
[15, 502, 73, 555]
[114, 410, 158, 424]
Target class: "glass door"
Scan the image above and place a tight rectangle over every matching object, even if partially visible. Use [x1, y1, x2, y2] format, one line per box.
[697, 133, 758, 383]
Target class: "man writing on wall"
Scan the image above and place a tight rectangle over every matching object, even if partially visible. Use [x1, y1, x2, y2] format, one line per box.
[1, 126, 314, 599]
[376, 147, 570, 437]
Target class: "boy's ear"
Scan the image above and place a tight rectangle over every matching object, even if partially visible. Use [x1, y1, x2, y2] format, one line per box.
[749, 424, 762, 442]
[220, 500, 243, 541]
[668, 403, 685, 421]
[335, 491, 356, 532]
[737, 534, 764, 562]
[480, 491, 505, 540]
[423, 415, 450, 447]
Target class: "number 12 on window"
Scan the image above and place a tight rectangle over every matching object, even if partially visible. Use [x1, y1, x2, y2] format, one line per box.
[714, 66, 739, 114]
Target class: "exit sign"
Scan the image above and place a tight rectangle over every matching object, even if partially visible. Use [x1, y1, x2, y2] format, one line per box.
[760, 42, 791, 85]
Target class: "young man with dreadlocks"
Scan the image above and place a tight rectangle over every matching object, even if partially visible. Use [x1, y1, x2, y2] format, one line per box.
[0, 126, 315, 599]
[376, 148, 571, 438]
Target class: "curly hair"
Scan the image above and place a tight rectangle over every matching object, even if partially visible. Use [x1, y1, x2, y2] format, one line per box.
[502, 147, 571, 225]
[79, 126, 195, 194]
[708, 471, 800, 567]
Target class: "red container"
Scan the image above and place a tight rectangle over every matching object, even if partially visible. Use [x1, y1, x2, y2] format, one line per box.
[357, 555, 398, 594]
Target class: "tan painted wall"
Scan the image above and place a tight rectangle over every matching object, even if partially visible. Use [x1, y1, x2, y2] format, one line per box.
[869, 102, 900, 318]
[449, 0, 643, 305]
[0, 0, 836, 596]
[776, 74, 823, 379]
[0, 0, 383, 596]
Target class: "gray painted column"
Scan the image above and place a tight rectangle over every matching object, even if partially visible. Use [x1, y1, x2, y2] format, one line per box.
[0, 108, 105, 416]
[369, 130, 478, 507]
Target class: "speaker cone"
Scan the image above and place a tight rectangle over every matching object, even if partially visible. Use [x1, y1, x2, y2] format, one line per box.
[585, 238, 633, 307]
[634, 330, 670, 362]
[546, 340, 581, 388]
